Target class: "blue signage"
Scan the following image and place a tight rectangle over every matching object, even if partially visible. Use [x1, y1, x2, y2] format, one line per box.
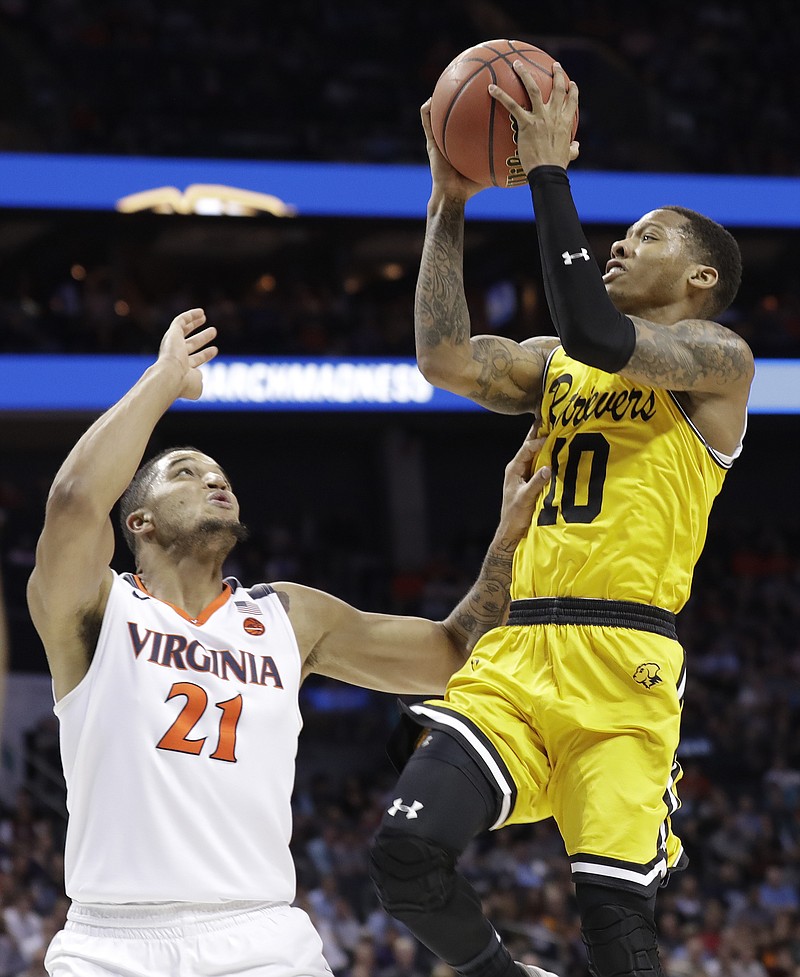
[0, 152, 798, 226]
[0, 355, 791, 414]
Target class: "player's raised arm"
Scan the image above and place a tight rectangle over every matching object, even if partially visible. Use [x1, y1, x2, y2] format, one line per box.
[283, 428, 550, 694]
[27, 309, 217, 700]
[415, 100, 558, 416]
[488, 61, 753, 451]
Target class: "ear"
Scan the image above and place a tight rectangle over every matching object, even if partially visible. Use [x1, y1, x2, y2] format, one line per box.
[688, 263, 718, 293]
[126, 509, 154, 541]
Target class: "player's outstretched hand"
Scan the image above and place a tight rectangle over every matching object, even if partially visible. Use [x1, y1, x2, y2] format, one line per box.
[488, 61, 579, 173]
[158, 308, 219, 401]
[499, 425, 551, 540]
[420, 99, 484, 204]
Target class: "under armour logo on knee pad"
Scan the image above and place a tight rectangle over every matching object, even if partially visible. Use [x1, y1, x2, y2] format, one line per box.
[562, 248, 590, 264]
[387, 798, 424, 819]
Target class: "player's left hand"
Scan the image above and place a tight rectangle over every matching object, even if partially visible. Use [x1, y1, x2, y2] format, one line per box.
[488, 61, 579, 173]
[157, 308, 219, 401]
[499, 424, 551, 541]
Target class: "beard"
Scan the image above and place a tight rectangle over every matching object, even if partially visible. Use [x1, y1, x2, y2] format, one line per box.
[170, 517, 250, 560]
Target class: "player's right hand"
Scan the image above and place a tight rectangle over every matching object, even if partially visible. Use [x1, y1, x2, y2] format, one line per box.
[157, 308, 219, 401]
[420, 99, 484, 203]
[499, 425, 551, 541]
[489, 61, 579, 173]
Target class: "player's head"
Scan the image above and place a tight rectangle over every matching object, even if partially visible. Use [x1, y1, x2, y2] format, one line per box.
[119, 446, 248, 566]
[605, 206, 742, 319]
[662, 206, 742, 316]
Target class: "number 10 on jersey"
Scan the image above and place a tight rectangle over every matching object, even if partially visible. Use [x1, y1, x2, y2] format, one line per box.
[537, 432, 610, 525]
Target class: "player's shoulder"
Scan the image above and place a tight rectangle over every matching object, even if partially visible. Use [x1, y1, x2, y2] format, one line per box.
[239, 580, 337, 624]
[265, 582, 355, 635]
[645, 314, 753, 359]
[520, 335, 561, 358]
[223, 576, 284, 607]
[265, 580, 322, 615]
[712, 320, 754, 359]
[263, 582, 345, 661]
[679, 317, 755, 388]
[677, 315, 751, 344]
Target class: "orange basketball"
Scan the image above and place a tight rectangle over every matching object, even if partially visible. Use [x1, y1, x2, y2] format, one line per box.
[429, 39, 578, 189]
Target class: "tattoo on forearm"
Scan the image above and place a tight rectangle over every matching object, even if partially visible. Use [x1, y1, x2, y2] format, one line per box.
[448, 536, 519, 649]
[415, 201, 553, 414]
[415, 201, 471, 349]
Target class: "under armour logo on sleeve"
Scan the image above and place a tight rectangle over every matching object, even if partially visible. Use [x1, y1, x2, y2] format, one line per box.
[562, 248, 591, 265]
[387, 798, 424, 819]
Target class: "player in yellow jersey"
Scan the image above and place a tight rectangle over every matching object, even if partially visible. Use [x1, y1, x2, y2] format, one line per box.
[369, 64, 754, 977]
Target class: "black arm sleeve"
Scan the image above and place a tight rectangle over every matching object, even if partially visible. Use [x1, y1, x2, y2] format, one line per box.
[528, 165, 636, 373]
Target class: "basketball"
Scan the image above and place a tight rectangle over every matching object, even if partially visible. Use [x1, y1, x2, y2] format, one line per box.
[429, 39, 577, 189]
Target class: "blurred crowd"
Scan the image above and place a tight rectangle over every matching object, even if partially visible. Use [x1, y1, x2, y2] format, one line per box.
[1, 0, 798, 361]
[1, 224, 800, 361]
[0, 0, 798, 175]
[2, 499, 800, 977]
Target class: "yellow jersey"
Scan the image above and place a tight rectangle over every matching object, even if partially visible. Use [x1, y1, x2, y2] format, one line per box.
[513, 346, 731, 612]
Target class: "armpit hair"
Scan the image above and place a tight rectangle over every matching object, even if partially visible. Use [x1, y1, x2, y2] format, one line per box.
[78, 606, 104, 663]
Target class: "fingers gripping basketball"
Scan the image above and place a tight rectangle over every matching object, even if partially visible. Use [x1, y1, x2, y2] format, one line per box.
[430, 39, 578, 189]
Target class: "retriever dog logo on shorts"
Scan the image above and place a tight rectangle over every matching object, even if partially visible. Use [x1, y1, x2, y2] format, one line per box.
[633, 662, 663, 689]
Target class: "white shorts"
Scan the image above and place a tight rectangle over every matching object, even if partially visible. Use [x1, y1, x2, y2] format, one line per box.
[45, 900, 333, 977]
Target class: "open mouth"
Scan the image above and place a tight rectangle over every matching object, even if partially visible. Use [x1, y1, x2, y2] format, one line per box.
[602, 261, 626, 283]
[208, 492, 233, 509]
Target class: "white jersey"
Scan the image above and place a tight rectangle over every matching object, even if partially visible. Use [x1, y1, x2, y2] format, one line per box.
[54, 571, 303, 904]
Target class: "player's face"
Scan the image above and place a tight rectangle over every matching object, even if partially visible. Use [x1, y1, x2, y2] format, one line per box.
[602, 209, 694, 313]
[147, 450, 241, 536]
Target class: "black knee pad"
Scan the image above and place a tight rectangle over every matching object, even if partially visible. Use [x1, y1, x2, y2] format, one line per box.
[579, 901, 664, 977]
[369, 830, 457, 917]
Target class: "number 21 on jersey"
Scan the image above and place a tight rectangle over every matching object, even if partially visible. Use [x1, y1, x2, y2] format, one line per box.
[157, 682, 242, 763]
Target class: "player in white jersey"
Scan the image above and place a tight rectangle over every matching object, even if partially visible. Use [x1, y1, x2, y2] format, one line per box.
[26, 309, 552, 977]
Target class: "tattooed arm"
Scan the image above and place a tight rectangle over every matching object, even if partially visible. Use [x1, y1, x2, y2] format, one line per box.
[440, 428, 549, 650]
[623, 316, 753, 393]
[620, 316, 754, 455]
[282, 429, 551, 694]
[414, 195, 558, 414]
[414, 102, 558, 416]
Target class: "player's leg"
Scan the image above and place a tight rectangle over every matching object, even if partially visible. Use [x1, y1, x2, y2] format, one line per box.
[575, 883, 663, 977]
[370, 729, 528, 977]
[546, 628, 684, 977]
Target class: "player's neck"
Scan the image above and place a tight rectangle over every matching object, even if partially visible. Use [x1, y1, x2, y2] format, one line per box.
[137, 556, 228, 620]
[630, 295, 705, 325]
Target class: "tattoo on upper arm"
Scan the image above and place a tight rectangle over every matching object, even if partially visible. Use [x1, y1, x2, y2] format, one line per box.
[467, 339, 554, 414]
[627, 320, 752, 389]
[275, 589, 290, 613]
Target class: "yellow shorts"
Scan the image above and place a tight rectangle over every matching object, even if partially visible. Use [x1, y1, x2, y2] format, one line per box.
[407, 598, 687, 895]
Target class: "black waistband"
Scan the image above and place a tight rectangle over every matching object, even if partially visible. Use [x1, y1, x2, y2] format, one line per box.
[507, 597, 677, 640]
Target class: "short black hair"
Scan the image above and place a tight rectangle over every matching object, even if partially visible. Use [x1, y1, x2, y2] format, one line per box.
[662, 205, 742, 318]
[118, 445, 203, 558]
